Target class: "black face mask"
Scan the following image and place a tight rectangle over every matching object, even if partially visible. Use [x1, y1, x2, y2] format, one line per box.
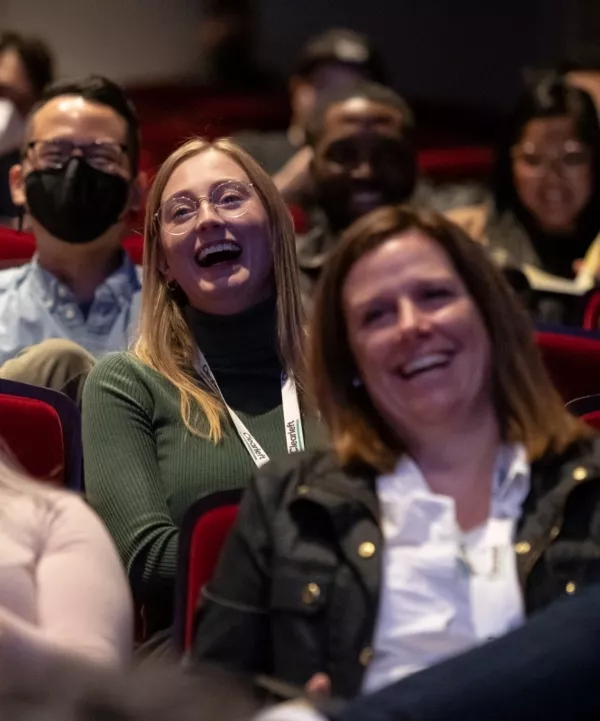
[25, 157, 130, 244]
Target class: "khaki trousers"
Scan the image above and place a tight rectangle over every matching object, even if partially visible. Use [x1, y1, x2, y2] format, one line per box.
[0, 339, 96, 406]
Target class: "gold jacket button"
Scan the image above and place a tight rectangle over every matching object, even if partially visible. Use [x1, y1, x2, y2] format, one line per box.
[359, 646, 374, 666]
[565, 581, 577, 595]
[515, 541, 531, 554]
[302, 582, 321, 605]
[572, 466, 588, 482]
[550, 525, 560, 540]
[297, 485, 310, 496]
[358, 542, 376, 559]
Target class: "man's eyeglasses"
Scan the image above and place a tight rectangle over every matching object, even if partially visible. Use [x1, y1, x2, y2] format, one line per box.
[27, 139, 128, 173]
[157, 180, 255, 236]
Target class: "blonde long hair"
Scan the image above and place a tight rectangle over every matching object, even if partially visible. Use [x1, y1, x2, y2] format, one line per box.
[134, 137, 307, 442]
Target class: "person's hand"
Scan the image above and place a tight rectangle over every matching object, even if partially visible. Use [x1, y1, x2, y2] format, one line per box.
[273, 146, 314, 203]
[305, 673, 331, 703]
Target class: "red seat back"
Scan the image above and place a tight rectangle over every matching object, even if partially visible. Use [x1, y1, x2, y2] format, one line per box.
[536, 331, 600, 402]
[582, 411, 600, 432]
[0, 393, 64, 483]
[0, 379, 82, 489]
[583, 291, 600, 332]
[173, 489, 243, 652]
[565, 395, 600, 432]
[0, 227, 143, 267]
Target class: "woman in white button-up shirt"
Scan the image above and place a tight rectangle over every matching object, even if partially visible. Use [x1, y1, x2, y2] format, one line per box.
[193, 205, 600, 701]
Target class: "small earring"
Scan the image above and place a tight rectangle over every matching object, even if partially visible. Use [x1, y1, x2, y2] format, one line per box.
[352, 377, 363, 388]
[165, 280, 178, 292]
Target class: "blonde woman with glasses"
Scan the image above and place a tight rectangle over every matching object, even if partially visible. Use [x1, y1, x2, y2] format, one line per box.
[82, 138, 324, 649]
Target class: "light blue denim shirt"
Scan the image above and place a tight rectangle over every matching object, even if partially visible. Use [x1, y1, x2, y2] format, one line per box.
[0, 253, 142, 365]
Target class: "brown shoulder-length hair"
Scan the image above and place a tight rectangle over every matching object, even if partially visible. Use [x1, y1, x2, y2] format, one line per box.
[134, 137, 307, 442]
[311, 204, 592, 473]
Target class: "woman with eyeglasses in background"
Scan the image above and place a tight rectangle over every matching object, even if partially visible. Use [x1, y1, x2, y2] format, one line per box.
[82, 138, 325, 650]
[448, 74, 600, 324]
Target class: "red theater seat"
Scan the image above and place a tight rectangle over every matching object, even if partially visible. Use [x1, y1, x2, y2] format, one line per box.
[173, 489, 243, 653]
[566, 395, 600, 432]
[536, 331, 600, 403]
[418, 146, 494, 180]
[0, 227, 143, 267]
[583, 290, 600, 332]
[0, 379, 82, 489]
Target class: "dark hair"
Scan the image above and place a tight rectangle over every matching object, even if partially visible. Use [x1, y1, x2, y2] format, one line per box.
[0, 31, 54, 100]
[493, 73, 600, 242]
[311, 204, 591, 473]
[305, 80, 416, 147]
[30, 75, 140, 174]
[295, 28, 387, 84]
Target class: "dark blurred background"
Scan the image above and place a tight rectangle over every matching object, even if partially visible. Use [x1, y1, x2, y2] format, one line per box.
[2, 0, 597, 165]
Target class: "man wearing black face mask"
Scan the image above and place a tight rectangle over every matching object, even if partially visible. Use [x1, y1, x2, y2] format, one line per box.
[296, 83, 418, 304]
[0, 75, 143, 404]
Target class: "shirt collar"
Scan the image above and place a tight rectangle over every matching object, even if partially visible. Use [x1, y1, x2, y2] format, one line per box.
[491, 443, 530, 519]
[384, 443, 530, 509]
[29, 251, 141, 310]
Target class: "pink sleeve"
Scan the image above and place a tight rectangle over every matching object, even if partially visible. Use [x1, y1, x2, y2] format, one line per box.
[0, 493, 133, 679]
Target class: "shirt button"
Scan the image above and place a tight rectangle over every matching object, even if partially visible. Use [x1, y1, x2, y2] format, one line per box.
[565, 581, 577, 595]
[358, 541, 376, 559]
[514, 541, 531, 554]
[573, 466, 588, 482]
[64, 307, 76, 320]
[359, 646, 374, 667]
[301, 582, 321, 605]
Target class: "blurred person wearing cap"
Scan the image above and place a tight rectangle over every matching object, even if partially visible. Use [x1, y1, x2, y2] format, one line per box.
[0, 32, 54, 224]
[295, 81, 417, 303]
[236, 28, 386, 201]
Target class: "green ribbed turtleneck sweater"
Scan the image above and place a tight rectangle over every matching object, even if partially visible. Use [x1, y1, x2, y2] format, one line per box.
[82, 298, 324, 634]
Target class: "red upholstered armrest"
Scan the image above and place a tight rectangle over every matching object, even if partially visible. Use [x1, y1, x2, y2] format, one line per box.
[0, 394, 64, 484]
[185, 504, 239, 650]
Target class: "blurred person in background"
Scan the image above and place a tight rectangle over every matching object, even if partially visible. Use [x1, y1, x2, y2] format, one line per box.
[0, 75, 144, 404]
[195, 0, 281, 93]
[194, 205, 600, 699]
[0, 439, 132, 687]
[237, 27, 386, 199]
[83, 137, 324, 654]
[448, 74, 600, 324]
[296, 82, 417, 303]
[0, 31, 54, 223]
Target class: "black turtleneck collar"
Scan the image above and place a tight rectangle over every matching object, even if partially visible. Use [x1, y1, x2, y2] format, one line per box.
[183, 296, 278, 364]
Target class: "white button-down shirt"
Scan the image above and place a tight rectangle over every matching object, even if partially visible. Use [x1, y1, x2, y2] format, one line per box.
[0, 253, 142, 364]
[362, 445, 531, 694]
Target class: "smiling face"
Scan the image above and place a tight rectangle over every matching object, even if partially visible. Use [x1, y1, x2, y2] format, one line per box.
[511, 115, 593, 233]
[312, 97, 414, 231]
[158, 148, 273, 315]
[342, 231, 493, 439]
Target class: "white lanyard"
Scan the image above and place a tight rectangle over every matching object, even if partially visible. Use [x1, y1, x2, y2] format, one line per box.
[193, 350, 305, 467]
